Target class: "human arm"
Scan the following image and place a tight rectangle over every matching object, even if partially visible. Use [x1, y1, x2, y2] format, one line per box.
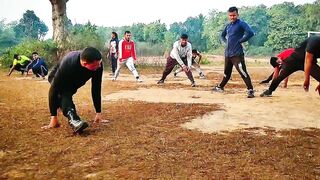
[7, 65, 16, 76]
[132, 41, 137, 61]
[91, 64, 103, 116]
[303, 52, 313, 91]
[197, 53, 202, 64]
[239, 21, 254, 43]
[315, 83, 320, 95]
[220, 26, 227, 44]
[117, 40, 123, 61]
[283, 77, 289, 88]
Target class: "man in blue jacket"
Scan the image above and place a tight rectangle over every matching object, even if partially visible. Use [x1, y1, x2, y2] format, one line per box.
[212, 6, 255, 98]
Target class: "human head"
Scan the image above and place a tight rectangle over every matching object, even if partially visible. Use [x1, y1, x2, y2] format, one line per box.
[192, 49, 198, 58]
[180, 34, 189, 47]
[124, 31, 131, 41]
[111, 32, 118, 39]
[80, 47, 102, 71]
[228, 6, 239, 23]
[32, 52, 39, 60]
[13, 54, 20, 60]
[270, 57, 280, 68]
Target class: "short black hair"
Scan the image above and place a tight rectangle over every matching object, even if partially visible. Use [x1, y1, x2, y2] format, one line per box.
[124, 31, 131, 35]
[180, 34, 188, 39]
[270, 57, 279, 68]
[80, 47, 102, 63]
[13, 54, 19, 59]
[32, 52, 38, 55]
[192, 49, 198, 54]
[228, 6, 238, 13]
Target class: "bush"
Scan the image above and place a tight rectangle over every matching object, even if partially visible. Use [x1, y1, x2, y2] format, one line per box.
[0, 39, 58, 68]
[135, 42, 165, 56]
[246, 46, 274, 57]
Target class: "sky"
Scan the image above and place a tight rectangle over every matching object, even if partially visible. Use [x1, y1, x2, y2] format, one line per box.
[0, 0, 317, 38]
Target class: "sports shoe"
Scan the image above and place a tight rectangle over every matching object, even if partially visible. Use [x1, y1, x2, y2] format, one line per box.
[260, 89, 272, 97]
[111, 77, 116, 81]
[66, 110, 89, 133]
[136, 77, 143, 83]
[247, 89, 255, 98]
[199, 72, 205, 79]
[157, 79, 164, 84]
[191, 82, 196, 87]
[212, 85, 224, 93]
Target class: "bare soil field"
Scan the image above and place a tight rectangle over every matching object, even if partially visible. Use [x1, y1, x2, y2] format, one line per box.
[0, 62, 319, 179]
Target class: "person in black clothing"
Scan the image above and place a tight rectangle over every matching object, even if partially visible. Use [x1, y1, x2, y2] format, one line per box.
[212, 6, 255, 98]
[260, 36, 320, 97]
[42, 47, 104, 133]
[108, 32, 119, 75]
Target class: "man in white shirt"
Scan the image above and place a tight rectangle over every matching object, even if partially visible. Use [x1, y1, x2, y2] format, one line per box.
[158, 34, 195, 87]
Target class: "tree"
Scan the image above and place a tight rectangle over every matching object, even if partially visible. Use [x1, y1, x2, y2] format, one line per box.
[0, 20, 20, 53]
[240, 5, 269, 47]
[13, 10, 48, 39]
[49, 0, 69, 50]
[203, 9, 227, 51]
[183, 14, 207, 51]
[131, 23, 145, 42]
[143, 20, 167, 44]
[298, 0, 320, 31]
[265, 2, 306, 51]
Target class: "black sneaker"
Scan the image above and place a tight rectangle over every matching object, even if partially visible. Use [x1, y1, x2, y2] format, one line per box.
[191, 82, 196, 87]
[66, 110, 89, 133]
[173, 72, 177, 78]
[260, 89, 272, 97]
[157, 79, 164, 84]
[247, 89, 255, 98]
[212, 85, 224, 93]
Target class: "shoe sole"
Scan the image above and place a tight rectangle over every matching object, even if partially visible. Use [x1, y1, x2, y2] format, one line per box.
[74, 121, 89, 133]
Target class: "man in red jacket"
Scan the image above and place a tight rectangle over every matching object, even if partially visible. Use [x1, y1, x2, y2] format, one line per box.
[112, 31, 142, 82]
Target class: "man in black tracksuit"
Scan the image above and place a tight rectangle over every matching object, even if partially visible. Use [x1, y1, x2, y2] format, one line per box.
[260, 36, 320, 97]
[212, 6, 255, 98]
[42, 47, 103, 133]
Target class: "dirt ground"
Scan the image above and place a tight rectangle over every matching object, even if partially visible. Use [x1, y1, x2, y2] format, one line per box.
[0, 62, 320, 179]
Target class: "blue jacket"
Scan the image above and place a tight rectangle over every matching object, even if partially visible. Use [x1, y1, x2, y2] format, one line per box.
[221, 19, 254, 57]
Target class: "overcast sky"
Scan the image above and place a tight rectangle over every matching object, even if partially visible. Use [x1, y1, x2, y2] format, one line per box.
[0, 0, 317, 38]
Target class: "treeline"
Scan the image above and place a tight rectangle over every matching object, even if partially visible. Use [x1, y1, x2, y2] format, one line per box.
[0, 1, 320, 67]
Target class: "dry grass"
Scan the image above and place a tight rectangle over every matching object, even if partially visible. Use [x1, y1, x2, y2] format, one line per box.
[0, 68, 319, 179]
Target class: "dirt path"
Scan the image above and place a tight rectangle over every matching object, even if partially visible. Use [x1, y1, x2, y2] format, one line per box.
[105, 73, 320, 133]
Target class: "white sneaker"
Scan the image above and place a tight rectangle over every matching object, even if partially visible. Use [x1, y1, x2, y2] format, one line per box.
[111, 77, 116, 81]
[136, 78, 142, 83]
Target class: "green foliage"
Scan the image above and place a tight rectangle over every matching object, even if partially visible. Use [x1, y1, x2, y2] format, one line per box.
[0, 20, 20, 54]
[246, 46, 274, 57]
[13, 10, 48, 40]
[240, 5, 269, 46]
[143, 20, 167, 45]
[135, 42, 165, 56]
[163, 31, 177, 52]
[67, 22, 105, 51]
[0, 39, 57, 67]
[203, 10, 227, 50]
[265, 2, 306, 51]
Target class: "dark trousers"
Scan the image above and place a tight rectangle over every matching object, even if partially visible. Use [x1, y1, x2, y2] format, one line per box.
[49, 86, 77, 117]
[219, 55, 253, 90]
[268, 57, 320, 92]
[110, 53, 117, 74]
[10, 63, 29, 73]
[33, 66, 48, 77]
[160, 56, 195, 83]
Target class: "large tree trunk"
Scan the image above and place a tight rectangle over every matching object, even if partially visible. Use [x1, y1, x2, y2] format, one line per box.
[50, 0, 68, 57]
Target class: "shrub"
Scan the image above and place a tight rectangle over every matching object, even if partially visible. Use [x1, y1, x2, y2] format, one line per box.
[0, 39, 58, 68]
